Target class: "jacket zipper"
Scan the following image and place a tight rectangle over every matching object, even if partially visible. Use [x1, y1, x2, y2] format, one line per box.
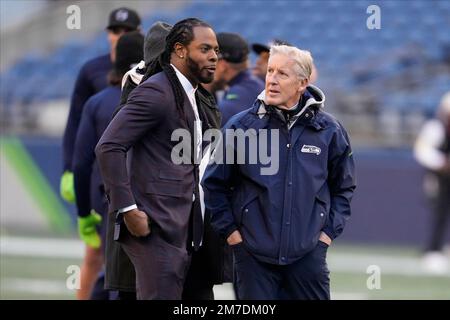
[279, 123, 292, 264]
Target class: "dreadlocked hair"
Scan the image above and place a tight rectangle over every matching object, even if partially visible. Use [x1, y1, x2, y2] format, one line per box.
[141, 56, 163, 83]
[160, 18, 212, 122]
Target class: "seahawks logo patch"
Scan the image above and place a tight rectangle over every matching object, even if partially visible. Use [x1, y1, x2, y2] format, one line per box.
[301, 145, 321, 155]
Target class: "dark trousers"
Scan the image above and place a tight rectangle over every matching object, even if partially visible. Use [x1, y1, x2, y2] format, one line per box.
[108, 245, 215, 300]
[182, 246, 215, 300]
[90, 272, 109, 300]
[120, 230, 190, 300]
[107, 290, 137, 300]
[427, 176, 450, 252]
[112, 213, 227, 300]
[233, 241, 330, 300]
[104, 211, 136, 292]
[110, 246, 215, 300]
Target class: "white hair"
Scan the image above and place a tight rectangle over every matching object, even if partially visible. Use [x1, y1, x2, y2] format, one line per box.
[269, 45, 313, 80]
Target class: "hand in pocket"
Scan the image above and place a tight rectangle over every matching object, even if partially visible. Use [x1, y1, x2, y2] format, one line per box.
[123, 208, 151, 237]
[227, 230, 243, 246]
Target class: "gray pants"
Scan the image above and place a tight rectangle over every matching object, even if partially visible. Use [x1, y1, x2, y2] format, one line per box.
[120, 229, 190, 300]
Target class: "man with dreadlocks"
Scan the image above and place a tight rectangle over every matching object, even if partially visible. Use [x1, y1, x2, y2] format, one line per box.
[96, 18, 219, 300]
[108, 20, 230, 301]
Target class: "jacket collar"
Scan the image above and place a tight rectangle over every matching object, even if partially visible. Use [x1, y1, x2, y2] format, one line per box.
[243, 99, 326, 131]
[248, 85, 327, 130]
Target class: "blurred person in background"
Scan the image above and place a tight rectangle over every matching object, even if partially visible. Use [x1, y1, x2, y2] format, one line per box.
[60, 7, 141, 205]
[116, 21, 173, 110]
[251, 39, 318, 83]
[72, 31, 144, 300]
[212, 32, 264, 126]
[414, 92, 450, 274]
[202, 45, 356, 299]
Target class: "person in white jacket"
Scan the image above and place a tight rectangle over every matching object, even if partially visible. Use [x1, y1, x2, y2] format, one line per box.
[414, 92, 450, 274]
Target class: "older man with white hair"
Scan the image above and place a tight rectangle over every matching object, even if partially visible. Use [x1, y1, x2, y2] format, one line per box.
[202, 45, 356, 299]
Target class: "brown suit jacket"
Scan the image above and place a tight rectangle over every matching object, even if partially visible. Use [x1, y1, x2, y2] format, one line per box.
[96, 71, 200, 248]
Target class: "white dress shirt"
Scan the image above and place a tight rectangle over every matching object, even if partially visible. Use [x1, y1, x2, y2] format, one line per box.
[171, 64, 203, 164]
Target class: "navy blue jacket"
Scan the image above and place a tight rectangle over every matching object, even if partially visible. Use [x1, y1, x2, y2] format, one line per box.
[202, 85, 356, 265]
[63, 54, 112, 171]
[73, 86, 120, 217]
[219, 70, 264, 126]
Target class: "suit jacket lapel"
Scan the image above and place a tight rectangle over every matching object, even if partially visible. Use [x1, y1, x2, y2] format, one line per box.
[180, 90, 196, 136]
[178, 89, 197, 166]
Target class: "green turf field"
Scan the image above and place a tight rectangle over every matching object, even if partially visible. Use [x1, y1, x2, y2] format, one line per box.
[1, 236, 449, 300]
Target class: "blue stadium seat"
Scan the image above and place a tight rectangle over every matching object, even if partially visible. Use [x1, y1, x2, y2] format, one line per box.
[1, 0, 448, 119]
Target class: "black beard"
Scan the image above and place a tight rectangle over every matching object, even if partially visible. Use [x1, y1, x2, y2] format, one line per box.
[186, 55, 214, 84]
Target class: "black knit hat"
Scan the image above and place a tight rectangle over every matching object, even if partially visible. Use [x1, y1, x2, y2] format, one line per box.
[114, 31, 144, 75]
[217, 32, 249, 63]
[106, 7, 141, 31]
[144, 21, 172, 65]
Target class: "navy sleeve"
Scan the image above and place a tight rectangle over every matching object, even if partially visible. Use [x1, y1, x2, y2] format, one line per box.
[219, 87, 258, 127]
[201, 125, 240, 239]
[62, 64, 95, 171]
[73, 96, 98, 217]
[219, 99, 239, 126]
[322, 124, 356, 240]
[219, 89, 246, 127]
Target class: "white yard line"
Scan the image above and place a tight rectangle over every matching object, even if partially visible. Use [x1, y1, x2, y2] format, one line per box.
[328, 254, 450, 277]
[1, 278, 74, 296]
[331, 292, 369, 300]
[0, 236, 84, 259]
[0, 276, 368, 300]
[1, 236, 449, 277]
